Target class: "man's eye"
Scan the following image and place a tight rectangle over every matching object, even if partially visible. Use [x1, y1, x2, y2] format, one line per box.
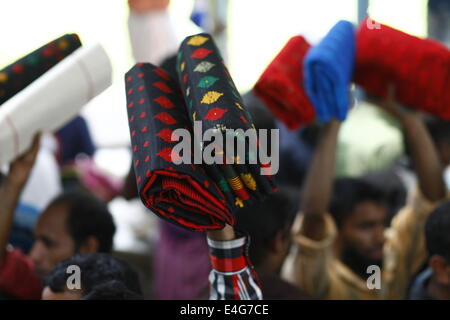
[41, 238, 54, 248]
[359, 223, 374, 229]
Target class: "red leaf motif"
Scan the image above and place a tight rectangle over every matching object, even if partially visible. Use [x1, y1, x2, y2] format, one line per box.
[141, 126, 148, 133]
[240, 116, 248, 124]
[131, 130, 136, 137]
[126, 76, 132, 82]
[139, 85, 144, 91]
[154, 96, 175, 109]
[152, 68, 171, 81]
[143, 141, 149, 148]
[183, 74, 187, 83]
[146, 170, 151, 177]
[135, 160, 140, 167]
[140, 112, 146, 118]
[137, 176, 141, 183]
[157, 128, 175, 143]
[204, 181, 210, 188]
[205, 108, 228, 121]
[154, 112, 177, 125]
[129, 115, 135, 122]
[153, 81, 173, 94]
[156, 147, 180, 162]
[139, 98, 145, 104]
[128, 102, 134, 108]
[133, 145, 138, 152]
[144, 155, 150, 162]
[127, 89, 133, 95]
[168, 207, 175, 213]
[138, 73, 144, 78]
[191, 48, 212, 59]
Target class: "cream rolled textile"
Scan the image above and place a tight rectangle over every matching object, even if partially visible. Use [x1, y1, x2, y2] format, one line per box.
[0, 43, 112, 166]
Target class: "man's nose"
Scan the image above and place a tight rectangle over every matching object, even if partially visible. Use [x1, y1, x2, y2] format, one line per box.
[375, 226, 386, 245]
[29, 241, 46, 266]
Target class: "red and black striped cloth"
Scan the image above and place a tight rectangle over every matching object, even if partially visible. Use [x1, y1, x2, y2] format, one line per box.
[0, 34, 81, 105]
[207, 235, 262, 300]
[125, 34, 275, 232]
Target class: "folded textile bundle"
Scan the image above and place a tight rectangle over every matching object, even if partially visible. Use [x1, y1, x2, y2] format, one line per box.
[0, 34, 82, 105]
[355, 18, 450, 119]
[0, 43, 112, 166]
[126, 63, 233, 231]
[304, 20, 355, 122]
[177, 34, 275, 204]
[253, 36, 314, 130]
[125, 33, 276, 231]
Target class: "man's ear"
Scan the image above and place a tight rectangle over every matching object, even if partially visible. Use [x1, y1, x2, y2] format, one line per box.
[430, 255, 450, 285]
[77, 236, 99, 254]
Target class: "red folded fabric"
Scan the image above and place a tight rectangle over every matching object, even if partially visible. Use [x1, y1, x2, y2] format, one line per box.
[253, 36, 315, 130]
[355, 18, 450, 119]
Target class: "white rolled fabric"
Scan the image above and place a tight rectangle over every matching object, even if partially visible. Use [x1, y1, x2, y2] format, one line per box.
[128, 10, 179, 65]
[0, 43, 112, 166]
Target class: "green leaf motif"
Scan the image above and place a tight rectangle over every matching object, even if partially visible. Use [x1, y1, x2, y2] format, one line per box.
[197, 76, 219, 89]
[194, 61, 215, 73]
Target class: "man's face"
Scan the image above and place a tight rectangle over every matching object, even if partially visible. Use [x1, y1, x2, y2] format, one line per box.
[339, 201, 387, 269]
[29, 204, 76, 279]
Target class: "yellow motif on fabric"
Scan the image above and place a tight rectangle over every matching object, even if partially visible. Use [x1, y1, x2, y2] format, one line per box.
[193, 112, 197, 121]
[235, 102, 244, 110]
[240, 173, 257, 191]
[180, 61, 186, 72]
[58, 40, 69, 50]
[187, 35, 209, 46]
[228, 176, 244, 191]
[201, 91, 223, 104]
[0, 72, 8, 83]
[235, 197, 244, 208]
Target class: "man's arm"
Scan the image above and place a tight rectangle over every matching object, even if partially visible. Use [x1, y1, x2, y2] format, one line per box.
[302, 120, 341, 240]
[206, 225, 263, 300]
[0, 134, 40, 263]
[380, 86, 445, 201]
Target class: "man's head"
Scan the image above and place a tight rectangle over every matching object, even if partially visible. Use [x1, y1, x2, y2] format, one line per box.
[234, 187, 298, 275]
[425, 201, 450, 287]
[42, 253, 142, 300]
[29, 191, 116, 278]
[330, 178, 387, 275]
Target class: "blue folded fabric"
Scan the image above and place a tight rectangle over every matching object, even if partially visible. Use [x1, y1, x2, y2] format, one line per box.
[303, 20, 356, 122]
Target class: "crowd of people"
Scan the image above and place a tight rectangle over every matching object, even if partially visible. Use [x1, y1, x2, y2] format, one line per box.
[1, 0, 450, 300]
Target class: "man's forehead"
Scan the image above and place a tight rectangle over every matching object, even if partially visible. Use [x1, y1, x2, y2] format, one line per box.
[351, 201, 387, 221]
[35, 204, 70, 234]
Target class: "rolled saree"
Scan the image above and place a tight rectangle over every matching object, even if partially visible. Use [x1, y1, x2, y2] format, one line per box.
[355, 18, 450, 119]
[177, 33, 275, 208]
[253, 36, 314, 130]
[304, 20, 355, 122]
[0, 34, 82, 105]
[125, 63, 234, 231]
[0, 43, 112, 166]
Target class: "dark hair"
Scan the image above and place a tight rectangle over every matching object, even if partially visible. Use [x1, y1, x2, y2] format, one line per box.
[329, 178, 386, 228]
[234, 187, 299, 267]
[44, 253, 142, 299]
[425, 201, 450, 262]
[47, 191, 116, 253]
